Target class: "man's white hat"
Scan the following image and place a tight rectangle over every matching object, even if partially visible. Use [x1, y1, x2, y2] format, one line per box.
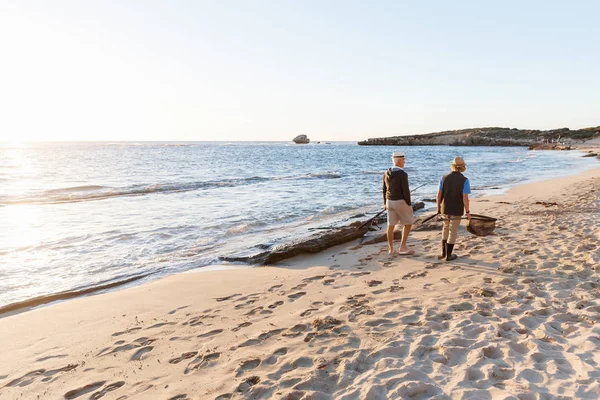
[392, 152, 405, 158]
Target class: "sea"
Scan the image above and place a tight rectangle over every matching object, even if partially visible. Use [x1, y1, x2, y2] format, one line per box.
[1, 142, 597, 313]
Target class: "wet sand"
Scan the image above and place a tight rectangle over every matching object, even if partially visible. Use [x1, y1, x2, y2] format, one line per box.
[1, 166, 599, 399]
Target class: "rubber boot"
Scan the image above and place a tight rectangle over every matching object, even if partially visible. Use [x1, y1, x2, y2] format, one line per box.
[446, 243, 457, 261]
[437, 240, 447, 259]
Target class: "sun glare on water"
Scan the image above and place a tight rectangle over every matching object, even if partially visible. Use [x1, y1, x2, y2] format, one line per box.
[2, 205, 44, 250]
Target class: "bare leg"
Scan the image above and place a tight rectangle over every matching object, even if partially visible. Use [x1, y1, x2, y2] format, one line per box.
[399, 224, 412, 253]
[387, 224, 396, 253]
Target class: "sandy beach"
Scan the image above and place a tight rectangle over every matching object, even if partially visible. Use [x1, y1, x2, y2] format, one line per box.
[1, 165, 599, 399]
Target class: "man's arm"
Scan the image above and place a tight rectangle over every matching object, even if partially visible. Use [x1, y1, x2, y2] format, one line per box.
[402, 172, 411, 205]
[382, 175, 387, 209]
[436, 177, 443, 213]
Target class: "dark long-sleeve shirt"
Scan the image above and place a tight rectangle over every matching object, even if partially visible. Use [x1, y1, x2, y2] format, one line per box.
[382, 167, 411, 206]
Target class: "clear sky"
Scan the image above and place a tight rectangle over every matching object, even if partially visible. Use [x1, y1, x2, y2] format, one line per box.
[1, 1, 599, 142]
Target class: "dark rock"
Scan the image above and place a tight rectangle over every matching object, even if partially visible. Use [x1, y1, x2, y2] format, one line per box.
[528, 144, 571, 150]
[293, 135, 310, 144]
[583, 152, 598, 157]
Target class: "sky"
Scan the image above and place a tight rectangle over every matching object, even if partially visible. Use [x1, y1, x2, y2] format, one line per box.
[0, 1, 599, 142]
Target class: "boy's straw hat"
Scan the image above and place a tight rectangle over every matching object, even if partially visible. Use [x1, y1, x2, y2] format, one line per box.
[452, 156, 465, 167]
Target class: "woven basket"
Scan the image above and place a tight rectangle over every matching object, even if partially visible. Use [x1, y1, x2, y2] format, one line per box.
[466, 214, 497, 236]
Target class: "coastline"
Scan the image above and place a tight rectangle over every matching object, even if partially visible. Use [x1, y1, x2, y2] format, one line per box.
[1, 165, 599, 399]
[1, 147, 597, 318]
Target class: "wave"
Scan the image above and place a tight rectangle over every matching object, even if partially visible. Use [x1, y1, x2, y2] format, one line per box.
[0, 172, 343, 206]
[46, 185, 107, 194]
[0, 273, 151, 316]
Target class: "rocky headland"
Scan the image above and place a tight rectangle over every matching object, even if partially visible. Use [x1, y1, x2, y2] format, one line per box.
[293, 134, 310, 144]
[358, 126, 600, 146]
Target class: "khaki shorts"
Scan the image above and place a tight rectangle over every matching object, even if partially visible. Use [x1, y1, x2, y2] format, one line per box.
[386, 199, 414, 226]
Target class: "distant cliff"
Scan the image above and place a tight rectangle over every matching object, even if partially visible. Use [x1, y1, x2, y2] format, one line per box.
[358, 127, 600, 146]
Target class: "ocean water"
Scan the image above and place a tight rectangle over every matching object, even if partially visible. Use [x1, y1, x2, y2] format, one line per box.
[0, 142, 596, 311]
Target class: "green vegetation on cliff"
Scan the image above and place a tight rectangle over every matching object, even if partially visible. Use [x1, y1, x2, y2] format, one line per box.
[358, 126, 600, 146]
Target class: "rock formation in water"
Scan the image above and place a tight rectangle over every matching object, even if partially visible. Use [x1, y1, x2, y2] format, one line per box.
[358, 126, 600, 147]
[293, 135, 310, 144]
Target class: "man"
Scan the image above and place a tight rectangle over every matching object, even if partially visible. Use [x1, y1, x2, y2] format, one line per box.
[436, 156, 471, 261]
[382, 152, 414, 255]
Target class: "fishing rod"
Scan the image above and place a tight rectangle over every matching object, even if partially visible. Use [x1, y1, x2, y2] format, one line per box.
[418, 213, 497, 225]
[310, 183, 432, 231]
[358, 182, 429, 230]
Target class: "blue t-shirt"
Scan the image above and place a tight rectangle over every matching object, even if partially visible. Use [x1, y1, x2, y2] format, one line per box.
[439, 177, 471, 194]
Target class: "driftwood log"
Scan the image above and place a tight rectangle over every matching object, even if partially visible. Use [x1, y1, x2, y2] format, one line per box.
[220, 221, 370, 265]
[220, 202, 425, 265]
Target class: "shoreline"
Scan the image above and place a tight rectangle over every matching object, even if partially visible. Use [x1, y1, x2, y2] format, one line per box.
[1, 148, 598, 319]
[1, 165, 599, 398]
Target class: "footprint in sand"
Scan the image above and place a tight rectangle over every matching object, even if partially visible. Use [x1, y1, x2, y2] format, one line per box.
[97, 337, 156, 357]
[168, 305, 189, 315]
[184, 352, 221, 373]
[36, 354, 68, 362]
[215, 294, 242, 302]
[323, 279, 335, 285]
[268, 284, 283, 292]
[90, 381, 126, 399]
[300, 308, 318, 317]
[402, 271, 428, 280]
[198, 329, 223, 338]
[303, 275, 326, 282]
[366, 280, 383, 287]
[168, 395, 189, 400]
[131, 346, 153, 361]
[291, 283, 307, 291]
[288, 292, 307, 302]
[389, 285, 404, 293]
[236, 376, 260, 393]
[64, 382, 107, 399]
[268, 300, 284, 309]
[244, 307, 265, 316]
[232, 322, 253, 332]
[7, 365, 79, 388]
[234, 299, 258, 309]
[365, 318, 394, 327]
[111, 327, 142, 337]
[238, 329, 284, 348]
[169, 352, 198, 364]
[265, 347, 288, 365]
[283, 324, 310, 338]
[236, 358, 261, 377]
[148, 321, 177, 329]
